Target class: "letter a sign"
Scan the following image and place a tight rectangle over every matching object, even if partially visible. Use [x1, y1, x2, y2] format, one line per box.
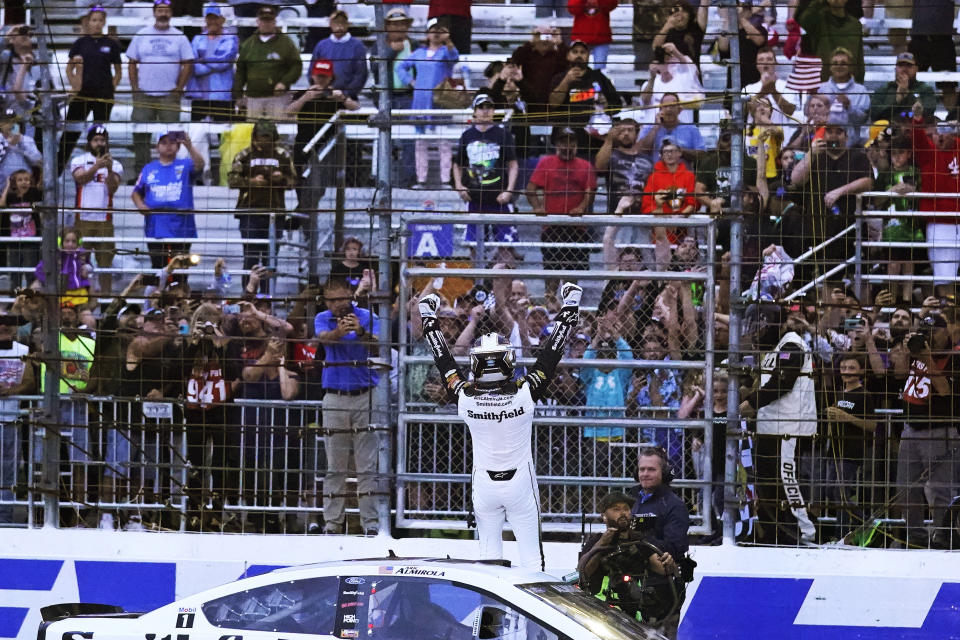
[409, 223, 453, 258]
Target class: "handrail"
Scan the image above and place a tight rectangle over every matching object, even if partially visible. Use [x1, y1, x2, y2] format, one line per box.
[401, 212, 713, 227]
[784, 258, 856, 301]
[792, 224, 856, 265]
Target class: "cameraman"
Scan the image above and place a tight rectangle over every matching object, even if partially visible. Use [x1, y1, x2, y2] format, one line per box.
[578, 486, 688, 638]
[897, 312, 960, 548]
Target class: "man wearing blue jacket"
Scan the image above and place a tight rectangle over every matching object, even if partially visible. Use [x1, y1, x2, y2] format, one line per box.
[186, 4, 239, 123]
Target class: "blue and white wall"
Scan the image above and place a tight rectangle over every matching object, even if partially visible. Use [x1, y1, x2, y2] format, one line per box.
[2, 529, 959, 639]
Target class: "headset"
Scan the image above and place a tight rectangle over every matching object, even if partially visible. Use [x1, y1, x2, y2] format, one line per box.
[636, 446, 674, 485]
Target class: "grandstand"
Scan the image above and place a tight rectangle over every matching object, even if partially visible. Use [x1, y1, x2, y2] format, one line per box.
[0, 0, 958, 564]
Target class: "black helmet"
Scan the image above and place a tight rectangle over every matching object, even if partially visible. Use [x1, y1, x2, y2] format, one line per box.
[469, 332, 515, 383]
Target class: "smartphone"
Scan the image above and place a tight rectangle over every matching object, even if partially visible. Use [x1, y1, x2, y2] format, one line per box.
[141, 274, 161, 287]
[178, 323, 190, 335]
[843, 317, 865, 332]
[169, 130, 186, 142]
[223, 304, 241, 314]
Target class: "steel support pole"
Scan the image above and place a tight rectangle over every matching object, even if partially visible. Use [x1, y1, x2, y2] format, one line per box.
[372, 1, 395, 536]
[722, 0, 745, 546]
[35, 5, 62, 528]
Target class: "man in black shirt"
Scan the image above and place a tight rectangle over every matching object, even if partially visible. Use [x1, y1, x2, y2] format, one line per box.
[453, 93, 519, 261]
[287, 59, 360, 212]
[548, 40, 622, 157]
[824, 353, 876, 540]
[790, 108, 873, 266]
[58, 6, 122, 171]
[897, 313, 960, 548]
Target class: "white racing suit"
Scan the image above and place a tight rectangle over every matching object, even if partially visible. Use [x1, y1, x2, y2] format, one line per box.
[421, 301, 579, 570]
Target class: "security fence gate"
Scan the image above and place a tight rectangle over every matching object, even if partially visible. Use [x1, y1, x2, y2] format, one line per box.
[395, 213, 718, 535]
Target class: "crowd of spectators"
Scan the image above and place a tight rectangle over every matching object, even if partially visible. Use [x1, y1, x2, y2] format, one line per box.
[0, 0, 958, 548]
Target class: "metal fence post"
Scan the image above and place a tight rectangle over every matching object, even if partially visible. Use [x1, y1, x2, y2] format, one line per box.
[373, 0, 395, 535]
[854, 194, 863, 301]
[268, 212, 277, 297]
[702, 220, 717, 536]
[722, 0, 744, 547]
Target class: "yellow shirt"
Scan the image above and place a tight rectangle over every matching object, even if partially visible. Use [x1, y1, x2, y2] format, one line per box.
[746, 125, 783, 180]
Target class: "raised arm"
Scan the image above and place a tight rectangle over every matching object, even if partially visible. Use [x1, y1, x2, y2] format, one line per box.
[419, 294, 469, 401]
[522, 283, 582, 401]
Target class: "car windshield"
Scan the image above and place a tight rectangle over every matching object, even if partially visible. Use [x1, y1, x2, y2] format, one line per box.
[519, 582, 663, 640]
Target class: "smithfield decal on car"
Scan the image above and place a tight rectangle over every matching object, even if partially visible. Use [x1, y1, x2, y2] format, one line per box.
[146, 634, 189, 640]
[62, 632, 94, 640]
[217, 636, 243, 640]
[344, 577, 365, 585]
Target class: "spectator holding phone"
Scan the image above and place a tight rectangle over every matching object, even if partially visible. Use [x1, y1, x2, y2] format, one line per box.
[131, 130, 205, 278]
[328, 236, 376, 296]
[70, 123, 121, 295]
[0, 108, 41, 187]
[897, 312, 960, 548]
[227, 119, 295, 294]
[315, 278, 382, 535]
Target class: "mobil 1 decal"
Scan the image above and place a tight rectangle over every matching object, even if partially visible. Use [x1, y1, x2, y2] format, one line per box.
[176, 613, 196, 629]
[334, 576, 368, 639]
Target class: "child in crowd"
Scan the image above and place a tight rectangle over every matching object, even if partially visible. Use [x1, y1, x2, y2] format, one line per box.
[34, 227, 93, 307]
[0, 168, 41, 287]
[875, 135, 922, 304]
[746, 96, 783, 181]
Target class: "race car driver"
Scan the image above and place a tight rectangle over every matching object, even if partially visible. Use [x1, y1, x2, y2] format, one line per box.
[419, 282, 582, 570]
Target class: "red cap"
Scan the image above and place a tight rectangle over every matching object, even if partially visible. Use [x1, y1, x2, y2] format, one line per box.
[311, 59, 334, 77]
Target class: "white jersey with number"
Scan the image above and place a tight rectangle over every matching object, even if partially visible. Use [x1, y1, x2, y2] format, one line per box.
[70, 152, 123, 221]
[457, 383, 535, 472]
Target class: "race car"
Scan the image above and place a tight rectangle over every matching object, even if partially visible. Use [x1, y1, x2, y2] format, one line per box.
[39, 557, 667, 640]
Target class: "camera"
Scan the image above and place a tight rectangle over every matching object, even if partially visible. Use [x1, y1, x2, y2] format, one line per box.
[463, 284, 489, 307]
[652, 46, 666, 63]
[201, 321, 218, 336]
[907, 315, 938, 355]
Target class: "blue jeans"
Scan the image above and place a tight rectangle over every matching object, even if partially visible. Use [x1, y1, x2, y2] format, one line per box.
[591, 44, 610, 70]
[535, 0, 565, 18]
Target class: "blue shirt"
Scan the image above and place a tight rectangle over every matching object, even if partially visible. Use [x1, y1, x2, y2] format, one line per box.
[396, 45, 459, 111]
[310, 35, 369, 99]
[314, 304, 380, 391]
[580, 337, 633, 440]
[134, 158, 199, 239]
[187, 32, 239, 102]
[639, 123, 705, 164]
